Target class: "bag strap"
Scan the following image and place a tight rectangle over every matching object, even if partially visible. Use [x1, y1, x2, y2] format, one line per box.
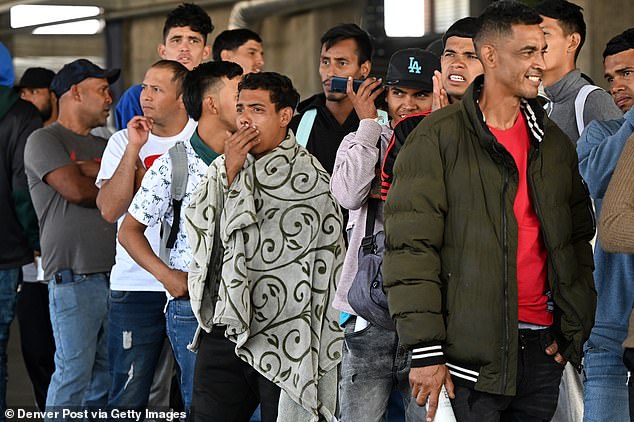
[361, 137, 383, 253]
[296, 108, 317, 147]
[574, 85, 601, 137]
[360, 199, 379, 254]
[166, 142, 189, 249]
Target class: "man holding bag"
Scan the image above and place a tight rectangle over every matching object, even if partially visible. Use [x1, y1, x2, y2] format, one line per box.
[330, 48, 440, 422]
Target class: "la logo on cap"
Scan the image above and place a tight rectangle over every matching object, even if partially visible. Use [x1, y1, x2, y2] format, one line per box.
[408, 57, 421, 74]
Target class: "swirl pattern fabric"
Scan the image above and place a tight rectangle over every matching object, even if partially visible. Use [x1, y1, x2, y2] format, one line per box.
[185, 131, 345, 420]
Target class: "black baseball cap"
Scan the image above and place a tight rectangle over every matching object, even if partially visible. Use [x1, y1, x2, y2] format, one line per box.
[50, 59, 120, 97]
[15, 67, 56, 89]
[385, 49, 440, 92]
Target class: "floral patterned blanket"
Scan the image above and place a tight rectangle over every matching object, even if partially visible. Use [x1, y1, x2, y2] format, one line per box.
[185, 132, 344, 420]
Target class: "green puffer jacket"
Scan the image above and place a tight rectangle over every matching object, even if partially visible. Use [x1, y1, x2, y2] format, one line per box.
[383, 76, 596, 396]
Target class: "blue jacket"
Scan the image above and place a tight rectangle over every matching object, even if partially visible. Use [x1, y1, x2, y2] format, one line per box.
[577, 108, 634, 353]
[0, 42, 15, 87]
[115, 84, 143, 130]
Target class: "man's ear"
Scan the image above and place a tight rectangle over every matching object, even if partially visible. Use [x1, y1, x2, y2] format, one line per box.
[202, 45, 211, 61]
[177, 94, 186, 111]
[70, 84, 81, 101]
[568, 33, 581, 56]
[205, 95, 218, 115]
[279, 107, 293, 128]
[360, 60, 371, 79]
[220, 50, 232, 61]
[157, 44, 167, 59]
[479, 44, 496, 68]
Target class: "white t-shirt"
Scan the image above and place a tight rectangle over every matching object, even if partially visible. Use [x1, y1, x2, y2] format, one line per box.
[96, 119, 197, 291]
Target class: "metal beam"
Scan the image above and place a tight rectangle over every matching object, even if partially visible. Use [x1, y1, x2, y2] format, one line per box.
[0, 0, 235, 36]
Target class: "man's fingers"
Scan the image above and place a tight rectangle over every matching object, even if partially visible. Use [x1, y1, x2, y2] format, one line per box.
[368, 84, 385, 101]
[545, 340, 559, 355]
[555, 353, 567, 365]
[425, 388, 439, 422]
[445, 373, 455, 399]
[415, 388, 428, 407]
[346, 77, 357, 97]
[228, 127, 259, 145]
[233, 130, 260, 150]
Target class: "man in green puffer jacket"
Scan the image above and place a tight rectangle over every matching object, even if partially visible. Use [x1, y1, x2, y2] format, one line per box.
[383, 2, 596, 421]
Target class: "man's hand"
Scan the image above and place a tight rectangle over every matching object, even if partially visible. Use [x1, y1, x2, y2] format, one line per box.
[545, 339, 568, 365]
[432, 71, 449, 112]
[347, 76, 384, 120]
[127, 116, 152, 149]
[160, 269, 189, 298]
[410, 364, 454, 422]
[224, 125, 260, 186]
[75, 160, 101, 178]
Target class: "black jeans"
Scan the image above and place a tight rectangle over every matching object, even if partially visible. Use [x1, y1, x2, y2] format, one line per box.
[623, 347, 634, 421]
[451, 328, 565, 422]
[190, 326, 281, 422]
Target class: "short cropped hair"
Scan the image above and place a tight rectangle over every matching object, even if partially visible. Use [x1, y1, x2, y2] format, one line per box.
[474, 1, 543, 51]
[603, 28, 634, 59]
[182, 61, 243, 120]
[535, 0, 586, 61]
[212, 29, 263, 61]
[238, 72, 300, 113]
[162, 3, 214, 44]
[320, 23, 373, 65]
[442, 17, 480, 47]
[149, 60, 189, 97]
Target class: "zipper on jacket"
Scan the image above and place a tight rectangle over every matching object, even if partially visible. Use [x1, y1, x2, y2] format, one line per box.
[528, 147, 585, 371]
[501, 165, 510, 393]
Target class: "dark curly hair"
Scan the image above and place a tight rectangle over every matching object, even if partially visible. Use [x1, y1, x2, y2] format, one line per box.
[238, 72, 300, 113]
[163, 3, 214, 43]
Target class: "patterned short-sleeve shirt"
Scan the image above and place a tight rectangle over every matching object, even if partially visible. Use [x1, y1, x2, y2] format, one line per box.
[128, 140, 210, 272]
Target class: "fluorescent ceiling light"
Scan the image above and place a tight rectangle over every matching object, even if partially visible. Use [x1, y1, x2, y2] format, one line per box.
[10, 5, 100, 29]
[384, 0, 425, 37]
[32, 19, 104, 35]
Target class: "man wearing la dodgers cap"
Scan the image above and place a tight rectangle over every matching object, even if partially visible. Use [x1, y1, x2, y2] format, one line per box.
[24, 58, 120, 419]
[330, 48, 440, 421]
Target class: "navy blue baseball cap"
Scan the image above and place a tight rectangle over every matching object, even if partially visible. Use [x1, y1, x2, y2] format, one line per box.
[50, 59, 120, 97]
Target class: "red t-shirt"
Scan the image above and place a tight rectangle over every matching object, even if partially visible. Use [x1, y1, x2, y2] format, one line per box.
[489, 113, 552, 326]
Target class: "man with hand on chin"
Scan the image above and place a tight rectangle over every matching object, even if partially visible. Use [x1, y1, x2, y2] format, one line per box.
[95, 59, 196, 416]
[186, 72, 344, 422]
[383, 2, 596, 421]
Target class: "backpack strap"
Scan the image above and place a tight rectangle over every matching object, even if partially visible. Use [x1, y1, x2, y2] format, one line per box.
[159, 142, 189, 264]
[574, 85, 602, 137]
[296, 108, 317, 147]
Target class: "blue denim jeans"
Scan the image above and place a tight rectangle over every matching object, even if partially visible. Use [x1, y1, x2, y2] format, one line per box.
[45, 272, 110, 421]
[166, 298, 197, 413]
[583, 338, 629, 422]
[0, 268, 20, 422]
[338, 317, 425, 422]
[107, 290, 166, 417]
